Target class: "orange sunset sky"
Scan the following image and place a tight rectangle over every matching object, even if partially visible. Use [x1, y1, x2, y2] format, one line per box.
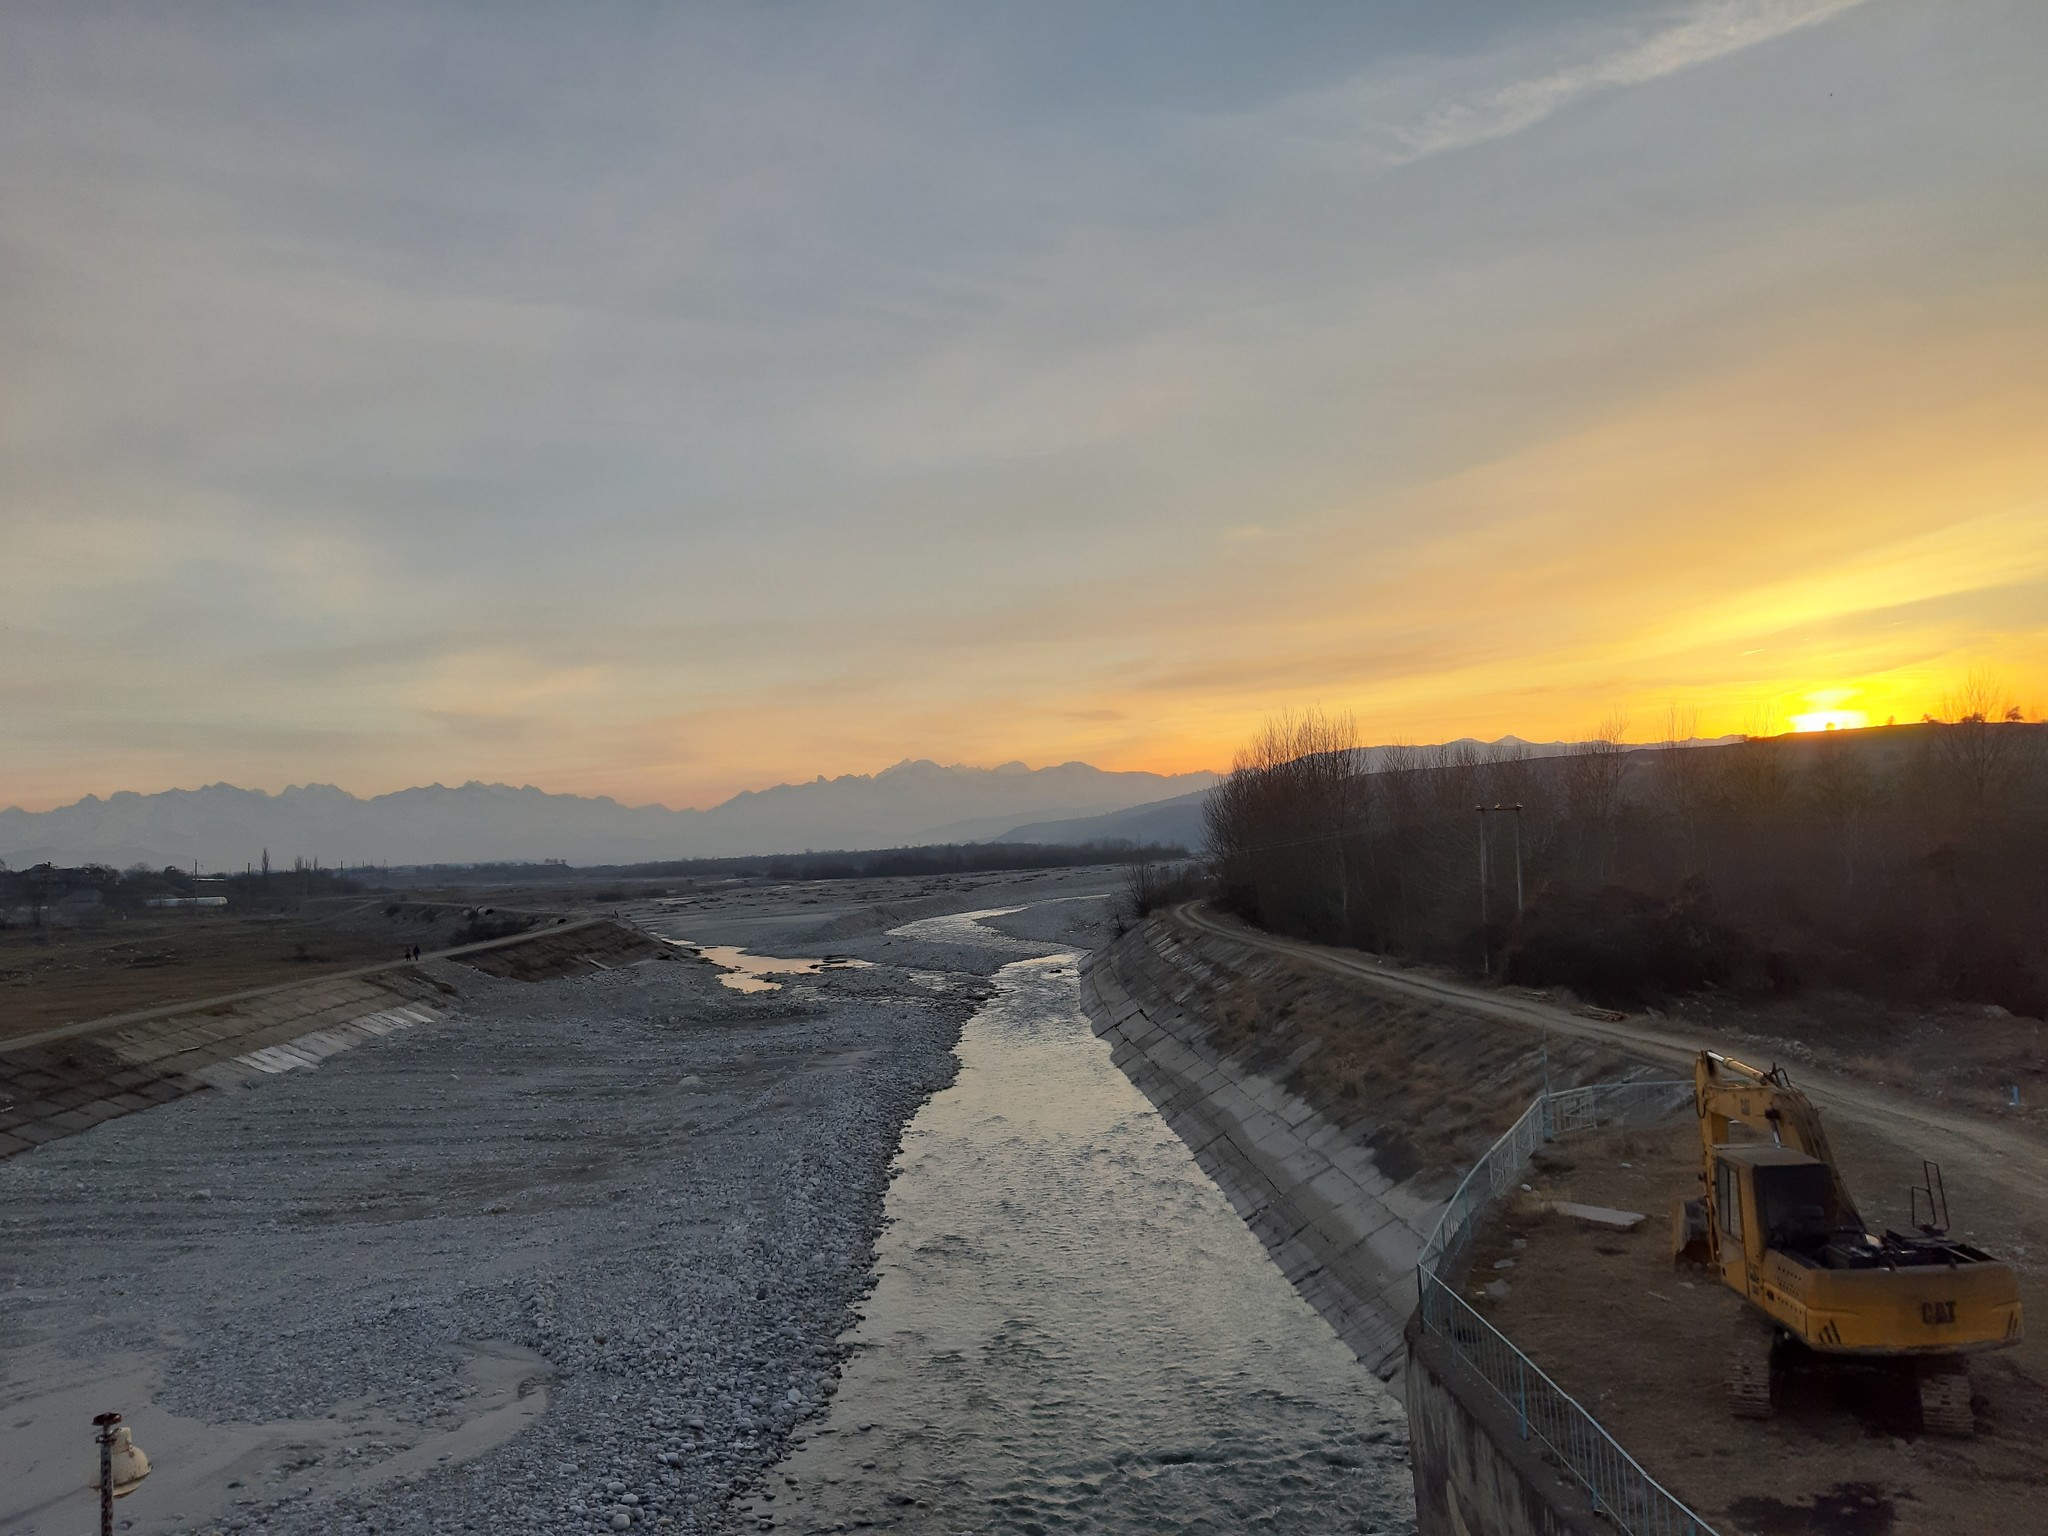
[4, 1, 2044, 811]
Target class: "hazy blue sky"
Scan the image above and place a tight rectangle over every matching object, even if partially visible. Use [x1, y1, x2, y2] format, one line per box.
[5, 1, 2044, 808]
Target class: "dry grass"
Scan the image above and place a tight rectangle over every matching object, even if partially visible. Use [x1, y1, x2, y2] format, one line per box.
[0, 908, 467, 1039]
[1149, 934, 1656, 1172]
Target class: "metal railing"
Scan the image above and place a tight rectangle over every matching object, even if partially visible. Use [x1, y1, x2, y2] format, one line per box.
[1413, 1077, 1718, 1536]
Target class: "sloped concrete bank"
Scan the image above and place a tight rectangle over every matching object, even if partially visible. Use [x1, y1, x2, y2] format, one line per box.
[0, 968, 455, 1158]
[1081, 926, 1442, 1378]
[1079, 911, 1644, 1381]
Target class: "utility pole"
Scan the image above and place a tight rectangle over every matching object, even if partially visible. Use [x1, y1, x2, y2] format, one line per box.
[1475, 805, 1491, 977]
[1507, 803, 1525, 919]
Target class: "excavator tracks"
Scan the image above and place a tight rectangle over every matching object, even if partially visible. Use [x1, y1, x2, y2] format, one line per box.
[1726, 1316, 1778, 1419]
[1919, 1359, 1975, 1437]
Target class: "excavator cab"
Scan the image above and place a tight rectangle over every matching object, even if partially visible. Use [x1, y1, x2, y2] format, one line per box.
[1753, 1157, 1841, 1254]
[1676, 1145, 1854, 1284]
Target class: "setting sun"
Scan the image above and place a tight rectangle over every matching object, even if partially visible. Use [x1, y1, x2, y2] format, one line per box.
[1788, 710, 1869, 733]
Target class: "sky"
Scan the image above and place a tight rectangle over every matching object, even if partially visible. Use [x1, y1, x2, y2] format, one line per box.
[4, 0, 2044, 811]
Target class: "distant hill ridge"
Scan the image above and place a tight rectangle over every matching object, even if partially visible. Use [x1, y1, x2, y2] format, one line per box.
[996, 734, 1743, 849]
[0, 760, 1218, 870]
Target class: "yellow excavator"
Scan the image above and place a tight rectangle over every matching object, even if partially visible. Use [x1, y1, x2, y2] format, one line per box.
[1672, 1050, 2023, 1435]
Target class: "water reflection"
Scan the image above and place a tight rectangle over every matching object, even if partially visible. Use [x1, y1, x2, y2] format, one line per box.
[660, 939, 873, 993]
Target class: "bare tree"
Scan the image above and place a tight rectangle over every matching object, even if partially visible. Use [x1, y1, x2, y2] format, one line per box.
[1564, 713, 1631, 882]
[1202, 693, 2048, 1015]
[1716, 725, 1795, 817]
[1654, 705, 1708, 877]
[1808, 727, 1876, 897]
[1926, 671, 2036, 817]
[1205, 708, 1364, 942]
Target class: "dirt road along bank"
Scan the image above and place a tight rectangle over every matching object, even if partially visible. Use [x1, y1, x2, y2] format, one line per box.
[0, 898, 584, 1043]
[1170, 903, 2048, 1213]
[0, 869, 1124, 1536]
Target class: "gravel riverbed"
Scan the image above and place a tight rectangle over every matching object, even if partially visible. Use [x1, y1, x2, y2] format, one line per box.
[1, 885, 1021, 1536]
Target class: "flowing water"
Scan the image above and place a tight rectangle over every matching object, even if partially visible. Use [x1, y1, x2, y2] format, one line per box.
[764, 911, 1414, 1534]
[656, 938, 873, 992]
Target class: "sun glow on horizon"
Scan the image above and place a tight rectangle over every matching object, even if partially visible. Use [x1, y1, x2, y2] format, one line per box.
[1788, 709, 1870, 734]
[1784, 686, 1870, 735]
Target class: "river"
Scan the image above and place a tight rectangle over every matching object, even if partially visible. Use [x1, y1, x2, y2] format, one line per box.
[761, 908, 1414, 1533]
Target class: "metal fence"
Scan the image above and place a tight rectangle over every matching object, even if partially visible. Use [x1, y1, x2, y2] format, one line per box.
[1413, 1077, 1718, 1536]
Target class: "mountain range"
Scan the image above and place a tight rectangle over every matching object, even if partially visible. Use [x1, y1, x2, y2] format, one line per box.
[2, 735, 1738, 871]
[0, 760, 1219, 871]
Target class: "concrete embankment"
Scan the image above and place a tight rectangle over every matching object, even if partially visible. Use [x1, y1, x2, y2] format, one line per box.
[0, 917, 662, 1158]
[1405, 1319, 1604, 1536]
[1079, 909, 1650, 1381]
[1083, 928, 1439, 1377]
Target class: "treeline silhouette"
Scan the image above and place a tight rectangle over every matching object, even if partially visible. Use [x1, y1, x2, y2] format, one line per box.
[377, 840, 1189, 888]
[1206, 696, 2048, 1017]
[0, 859, 363, 920]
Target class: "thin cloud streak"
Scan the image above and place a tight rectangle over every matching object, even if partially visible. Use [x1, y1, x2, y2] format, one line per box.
[1296, 0, 1874, 164]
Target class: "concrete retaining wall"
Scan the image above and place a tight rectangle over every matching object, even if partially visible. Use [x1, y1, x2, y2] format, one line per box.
[1405, 1321, 1604, 1536]
[0, 918, 665, 1159]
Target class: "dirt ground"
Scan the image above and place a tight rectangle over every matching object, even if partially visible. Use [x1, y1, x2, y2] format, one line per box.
[0, 899, 552, 1040]
[1464, 1121, 2048, 1536]
[1631, 987, 2048, 1132]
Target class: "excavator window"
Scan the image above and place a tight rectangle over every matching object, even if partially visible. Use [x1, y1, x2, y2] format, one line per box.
[1756, 1162, 1839, 1253]
[1716, 1159, 1743, 1241]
